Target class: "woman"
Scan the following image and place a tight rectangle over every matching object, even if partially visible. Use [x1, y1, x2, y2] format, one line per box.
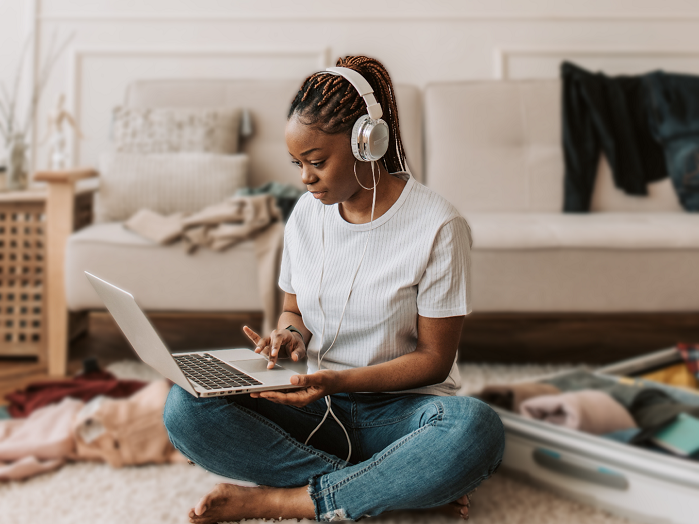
[164, 56, 505, 524]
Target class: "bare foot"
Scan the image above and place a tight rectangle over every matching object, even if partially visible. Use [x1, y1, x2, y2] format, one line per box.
[188, 483, 314, 524]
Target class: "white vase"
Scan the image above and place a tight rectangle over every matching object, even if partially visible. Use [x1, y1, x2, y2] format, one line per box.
[6, 132, 28, 191]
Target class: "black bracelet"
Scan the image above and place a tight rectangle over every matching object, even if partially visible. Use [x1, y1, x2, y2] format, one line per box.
[285, 324, 305, 344]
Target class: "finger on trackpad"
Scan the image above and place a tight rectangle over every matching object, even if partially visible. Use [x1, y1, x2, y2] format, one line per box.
[233, 359, 279, 373]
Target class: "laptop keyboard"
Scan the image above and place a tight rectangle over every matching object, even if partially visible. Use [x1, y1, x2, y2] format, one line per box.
[174, 353, 263, 390]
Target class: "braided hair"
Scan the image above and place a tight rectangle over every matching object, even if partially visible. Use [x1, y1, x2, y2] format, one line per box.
[288, 56, 407, 174]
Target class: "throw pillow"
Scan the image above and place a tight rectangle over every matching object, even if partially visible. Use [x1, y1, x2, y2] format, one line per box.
[94, 152, 249, 223]
[111, 107, 242, 154]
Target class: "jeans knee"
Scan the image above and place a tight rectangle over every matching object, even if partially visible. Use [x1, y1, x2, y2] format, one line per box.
[163, 385, 198, 444]
[448, 397, 505, 459]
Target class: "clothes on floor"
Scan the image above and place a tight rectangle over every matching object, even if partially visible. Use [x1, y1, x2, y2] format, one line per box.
[236, 182, 305, 222]
[678, 343, 699, 382]
[561, 61, 667, 212]
[0, 381, 182, 481]
[0, 397, 83, 481]
[164, 386, 505, 521]
[646, 72, 699, 211]
[124, 194, 285, 335]
[5, 370, 146, 418]
[641, 362, 698, 390]
[476, 383, 561, 413]
[74, 380, 183, 468]
[519, 390, 637, 435]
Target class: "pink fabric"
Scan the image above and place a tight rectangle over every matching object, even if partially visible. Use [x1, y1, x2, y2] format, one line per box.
[519, 390, 637, 435]
[0, 381, 183, 481]
[0, 398, 83, 481]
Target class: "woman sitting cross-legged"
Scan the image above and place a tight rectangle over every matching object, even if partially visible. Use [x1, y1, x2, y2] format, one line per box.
[163, 55, 505, 524]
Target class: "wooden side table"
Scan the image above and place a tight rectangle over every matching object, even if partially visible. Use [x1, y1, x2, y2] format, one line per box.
[0, 169, 97, 376]
[0, 190, 48, 360]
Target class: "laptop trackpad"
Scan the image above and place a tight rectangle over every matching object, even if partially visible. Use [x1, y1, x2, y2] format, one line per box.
[233, 359, 279, 374]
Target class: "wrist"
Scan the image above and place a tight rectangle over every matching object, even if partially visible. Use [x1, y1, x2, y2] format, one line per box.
[327, 369, 346, 395]
[285, 324, 305, 345]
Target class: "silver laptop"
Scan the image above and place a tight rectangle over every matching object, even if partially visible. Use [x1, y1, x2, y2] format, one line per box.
[85, 272, 301, 398]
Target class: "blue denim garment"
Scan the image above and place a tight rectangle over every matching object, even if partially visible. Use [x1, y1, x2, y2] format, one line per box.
[164, 386, 505, 521]
[646, 72, 699, 211]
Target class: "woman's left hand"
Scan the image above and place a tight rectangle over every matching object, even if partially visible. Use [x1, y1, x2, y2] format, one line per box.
[250, 370, 339, 407]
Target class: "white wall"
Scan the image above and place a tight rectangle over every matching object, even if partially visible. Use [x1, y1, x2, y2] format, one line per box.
[0, 0, 35, 165]
[3, 0, 699, 170]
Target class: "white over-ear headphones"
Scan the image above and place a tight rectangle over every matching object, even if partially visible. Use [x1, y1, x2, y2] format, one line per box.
[324, 67, 390, 162]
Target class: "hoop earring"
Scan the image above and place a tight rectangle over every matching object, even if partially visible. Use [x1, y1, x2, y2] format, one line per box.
[354, 159, 381, 190]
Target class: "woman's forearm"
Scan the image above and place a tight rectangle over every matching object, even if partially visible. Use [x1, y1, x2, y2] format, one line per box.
[334, 350, 454, 394]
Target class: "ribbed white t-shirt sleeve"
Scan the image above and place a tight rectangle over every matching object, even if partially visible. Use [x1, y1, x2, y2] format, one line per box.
[278, 221, 295, 295]
[417, 216, 472, 317]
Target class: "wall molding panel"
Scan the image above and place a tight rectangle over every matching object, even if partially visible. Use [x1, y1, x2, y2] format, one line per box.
[493, 46, 699, 79]
[18, 1, 699, 170]
[38, 12, 699, 23]
[67, 46, 330, 165]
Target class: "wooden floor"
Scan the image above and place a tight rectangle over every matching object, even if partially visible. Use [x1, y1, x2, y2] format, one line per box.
[3, 310, 699, 404]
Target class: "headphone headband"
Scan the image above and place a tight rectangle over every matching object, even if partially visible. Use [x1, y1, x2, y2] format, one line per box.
[325, 67, 383, 120]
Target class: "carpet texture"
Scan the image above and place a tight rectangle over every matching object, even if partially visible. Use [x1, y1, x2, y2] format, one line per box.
[0, 361, 637, 524]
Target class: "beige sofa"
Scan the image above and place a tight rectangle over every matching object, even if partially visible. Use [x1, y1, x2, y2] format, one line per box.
[44, 77, 699, 375]
[425, 80, 699, 314]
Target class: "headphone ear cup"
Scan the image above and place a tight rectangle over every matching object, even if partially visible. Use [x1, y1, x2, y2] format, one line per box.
[352, 115, 390, 162]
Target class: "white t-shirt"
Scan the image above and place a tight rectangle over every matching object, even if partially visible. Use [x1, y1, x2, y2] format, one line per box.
[279, 172, 472, 396]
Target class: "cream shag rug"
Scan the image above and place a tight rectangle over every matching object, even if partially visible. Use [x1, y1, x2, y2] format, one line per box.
[0, 361, 637, 524]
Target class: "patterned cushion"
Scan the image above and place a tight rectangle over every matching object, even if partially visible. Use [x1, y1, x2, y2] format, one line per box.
[94, 152, 248, 222]
[111, 107, 242, 154]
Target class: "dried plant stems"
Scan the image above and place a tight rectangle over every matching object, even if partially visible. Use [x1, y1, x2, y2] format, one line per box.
[0, 30, 74, 146]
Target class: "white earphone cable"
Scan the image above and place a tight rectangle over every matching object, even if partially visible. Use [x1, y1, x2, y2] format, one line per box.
[304, 161, 378, 464]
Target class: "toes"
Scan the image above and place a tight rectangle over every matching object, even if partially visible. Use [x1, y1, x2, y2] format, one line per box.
[195, 484, 224, 516]
[454, 493, 470, 506]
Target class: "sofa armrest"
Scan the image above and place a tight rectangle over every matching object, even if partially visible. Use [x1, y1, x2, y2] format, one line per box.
[38, 168, 98, 376]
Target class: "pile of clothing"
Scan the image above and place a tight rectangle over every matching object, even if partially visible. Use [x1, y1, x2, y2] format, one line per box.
[0, 363, 183, 481]
[477, 347, 699, 460]
[562, 61, 699, 212]
[123, 183, 304, 336]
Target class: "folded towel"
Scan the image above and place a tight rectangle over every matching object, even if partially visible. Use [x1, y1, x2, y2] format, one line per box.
[520, 390, 637, 435]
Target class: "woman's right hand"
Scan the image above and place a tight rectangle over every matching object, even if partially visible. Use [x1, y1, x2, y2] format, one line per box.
[243, 325, 307, 369]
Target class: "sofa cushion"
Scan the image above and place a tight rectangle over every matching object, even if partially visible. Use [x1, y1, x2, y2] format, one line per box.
[471, 248, 699, 312]
[65, 223, 262, 312]
[94, 152, 248, 222]
[425, 80, 682, 214]
[466, 212, 699, 250]
[111, 106, 242, 154]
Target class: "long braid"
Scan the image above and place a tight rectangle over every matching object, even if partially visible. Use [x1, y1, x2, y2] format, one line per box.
[288, 56, 407, 174]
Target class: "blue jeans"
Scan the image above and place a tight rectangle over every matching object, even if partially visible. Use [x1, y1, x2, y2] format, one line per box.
[646, 71, 699, 211]
[163, 386, 505, 521]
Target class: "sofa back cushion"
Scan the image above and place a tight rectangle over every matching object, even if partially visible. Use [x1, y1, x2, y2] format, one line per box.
[124, 79, 423, 187]
[94, 152, 248, 222]
[424, 79, 682, 215]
